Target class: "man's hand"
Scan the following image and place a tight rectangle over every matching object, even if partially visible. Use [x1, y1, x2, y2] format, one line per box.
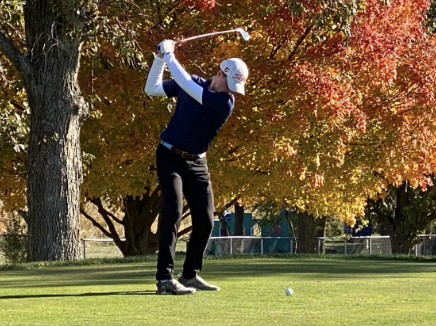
[157, 40, 175, 58]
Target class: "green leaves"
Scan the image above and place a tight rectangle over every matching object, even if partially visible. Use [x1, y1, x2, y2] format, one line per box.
[425, 1, 436, 34]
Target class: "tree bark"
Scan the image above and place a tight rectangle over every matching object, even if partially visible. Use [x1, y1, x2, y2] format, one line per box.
[219, 216, 231, 236]
[316, 217, 327, 254]
[122, 190, 161, 256]
[83, 188, 161, 256]
[297, 212, 318, 253]
[215, 196, 239, 237]
[386, 181, 411, 254]
[432, 238, 436, 256]
[22, 1, 87, 261]
[234, 202, 244, 236]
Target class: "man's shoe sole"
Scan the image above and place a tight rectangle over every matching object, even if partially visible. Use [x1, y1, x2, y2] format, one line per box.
[156, 289, 196, 295]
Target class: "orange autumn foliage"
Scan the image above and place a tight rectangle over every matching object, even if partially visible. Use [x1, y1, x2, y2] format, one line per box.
[2, 0, 436, 229]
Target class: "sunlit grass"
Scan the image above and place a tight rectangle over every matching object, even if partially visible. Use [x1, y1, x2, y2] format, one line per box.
[1, 256, 436, 325]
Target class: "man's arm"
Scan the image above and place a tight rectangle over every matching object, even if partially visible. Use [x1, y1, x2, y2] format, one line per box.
[163, 52, 204, 105]
[144, 54, 167, 97]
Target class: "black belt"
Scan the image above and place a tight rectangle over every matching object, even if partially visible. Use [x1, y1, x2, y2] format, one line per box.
[173, 147, 201, 160]
[160, 141, 204, 160]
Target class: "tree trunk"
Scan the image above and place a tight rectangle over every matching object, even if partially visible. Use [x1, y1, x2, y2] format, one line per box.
[218, 215, 230, 236]
[24, 1, 87, 261]
[82, 190, 161, 256]
[297, 212, 318, 253]
[383, 181, 411, 254]
[234, 202, 244, 236]
[432, 238, 436, 256]
[316, 217, 327, 254]
[122, 192, 160, 256]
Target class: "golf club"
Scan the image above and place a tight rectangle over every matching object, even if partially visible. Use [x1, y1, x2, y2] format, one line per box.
[175, 28, 250, 43]
[157, 28, 250, 51]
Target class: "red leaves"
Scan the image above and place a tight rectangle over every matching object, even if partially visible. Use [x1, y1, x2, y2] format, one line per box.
[77, 0, 436, 220]
[180, 0, 217, 10]
[350, 0, 430, 91]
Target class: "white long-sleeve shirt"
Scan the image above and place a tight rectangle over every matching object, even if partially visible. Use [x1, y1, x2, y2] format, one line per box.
[144, 53, 204, 104]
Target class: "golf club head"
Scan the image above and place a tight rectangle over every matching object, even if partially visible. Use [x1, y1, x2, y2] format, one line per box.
[236, 28, 250, 41]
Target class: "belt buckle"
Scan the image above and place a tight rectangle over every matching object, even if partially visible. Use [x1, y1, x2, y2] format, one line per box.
[181, 151, 189, 159]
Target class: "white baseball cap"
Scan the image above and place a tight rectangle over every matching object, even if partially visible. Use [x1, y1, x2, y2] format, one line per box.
[220, 58, 248, 95]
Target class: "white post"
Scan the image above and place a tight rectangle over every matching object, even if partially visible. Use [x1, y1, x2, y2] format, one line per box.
[230, 237, 233, 255]
[261, 238, 264, 255]
[317, 238, 321, 254]
[82, 239, 86, 259]
[369, 237, 372, 255]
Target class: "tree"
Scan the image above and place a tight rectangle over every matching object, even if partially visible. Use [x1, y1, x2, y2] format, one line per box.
[80, 192, 161, 256]
[3, 0, 436, 258]
[234, 201, 245, 236]
[78, 0, 224, 254]
[366, 177, 436, 253]
[50, 0, 436, 249]
[0, 0, 157, 260]
[252, 199, 327, 253]
[0, 74, 27, 214]
[207, 0, 436, 227]
[0, 1, 91, 260]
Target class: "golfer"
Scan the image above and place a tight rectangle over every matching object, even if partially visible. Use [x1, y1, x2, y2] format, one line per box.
[144, 40, 248, 295]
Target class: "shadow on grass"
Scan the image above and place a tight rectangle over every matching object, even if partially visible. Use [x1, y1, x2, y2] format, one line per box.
[209, 258, 436, 280]
[0, 290, 156, 300]
[0, 265, 156, 289]
[1, 256, 436, 291]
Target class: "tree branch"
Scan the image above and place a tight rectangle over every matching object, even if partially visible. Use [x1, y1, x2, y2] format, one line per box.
[17, 209, 29, 225]
[228, 145, 239, 155]
[0, 31, 33, 83]
[123, 197, 138, 253]
[288, 24, 314, 61]
[89, 197, 123, 245]
[215, 195, 241, 217]
[269, 35, 288, 59]
[104, 207, 124, 225]
[176, 209, 192, 238]
[80, 207, 113, 239]
[181, 211, 191, 221]
[178, 225, 192, 237]
[10, 101, 27, 113]
[0, 168, 21, 176]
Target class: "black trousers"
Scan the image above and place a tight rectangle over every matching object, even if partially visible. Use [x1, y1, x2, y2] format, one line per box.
[156, 144, 214, 280]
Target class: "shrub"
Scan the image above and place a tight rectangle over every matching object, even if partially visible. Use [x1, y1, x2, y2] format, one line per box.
[0, 212, 27, 264]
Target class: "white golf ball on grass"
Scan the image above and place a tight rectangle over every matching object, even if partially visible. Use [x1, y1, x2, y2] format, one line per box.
[285, 288, 293, 296]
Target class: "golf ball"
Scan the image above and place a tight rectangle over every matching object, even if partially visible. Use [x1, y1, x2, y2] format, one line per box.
[285, 288, 293, 296]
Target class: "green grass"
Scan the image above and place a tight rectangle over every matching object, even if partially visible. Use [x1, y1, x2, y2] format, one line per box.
[79, 238, 188, 260]
[1, 256, 436, 326]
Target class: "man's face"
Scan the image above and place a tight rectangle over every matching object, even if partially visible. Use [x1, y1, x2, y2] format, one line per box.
[212, 70, 231, 93]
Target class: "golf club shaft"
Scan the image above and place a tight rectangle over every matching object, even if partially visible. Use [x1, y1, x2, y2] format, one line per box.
[156, 28, 249, 51]
[175, 29, 239, 44]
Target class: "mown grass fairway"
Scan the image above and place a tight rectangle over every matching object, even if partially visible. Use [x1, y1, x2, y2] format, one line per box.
[1, 257, 436, 326]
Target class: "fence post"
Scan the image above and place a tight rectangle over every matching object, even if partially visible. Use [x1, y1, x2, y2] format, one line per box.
[230, 237, 233, 255]
[369, 237, 372, 255]
[260, 238, 263, 255]
[344, 238, 347, 255]
[290, 238, 293, 254]
[317, 238, 321, 254]
[82, 239, 86, 260]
